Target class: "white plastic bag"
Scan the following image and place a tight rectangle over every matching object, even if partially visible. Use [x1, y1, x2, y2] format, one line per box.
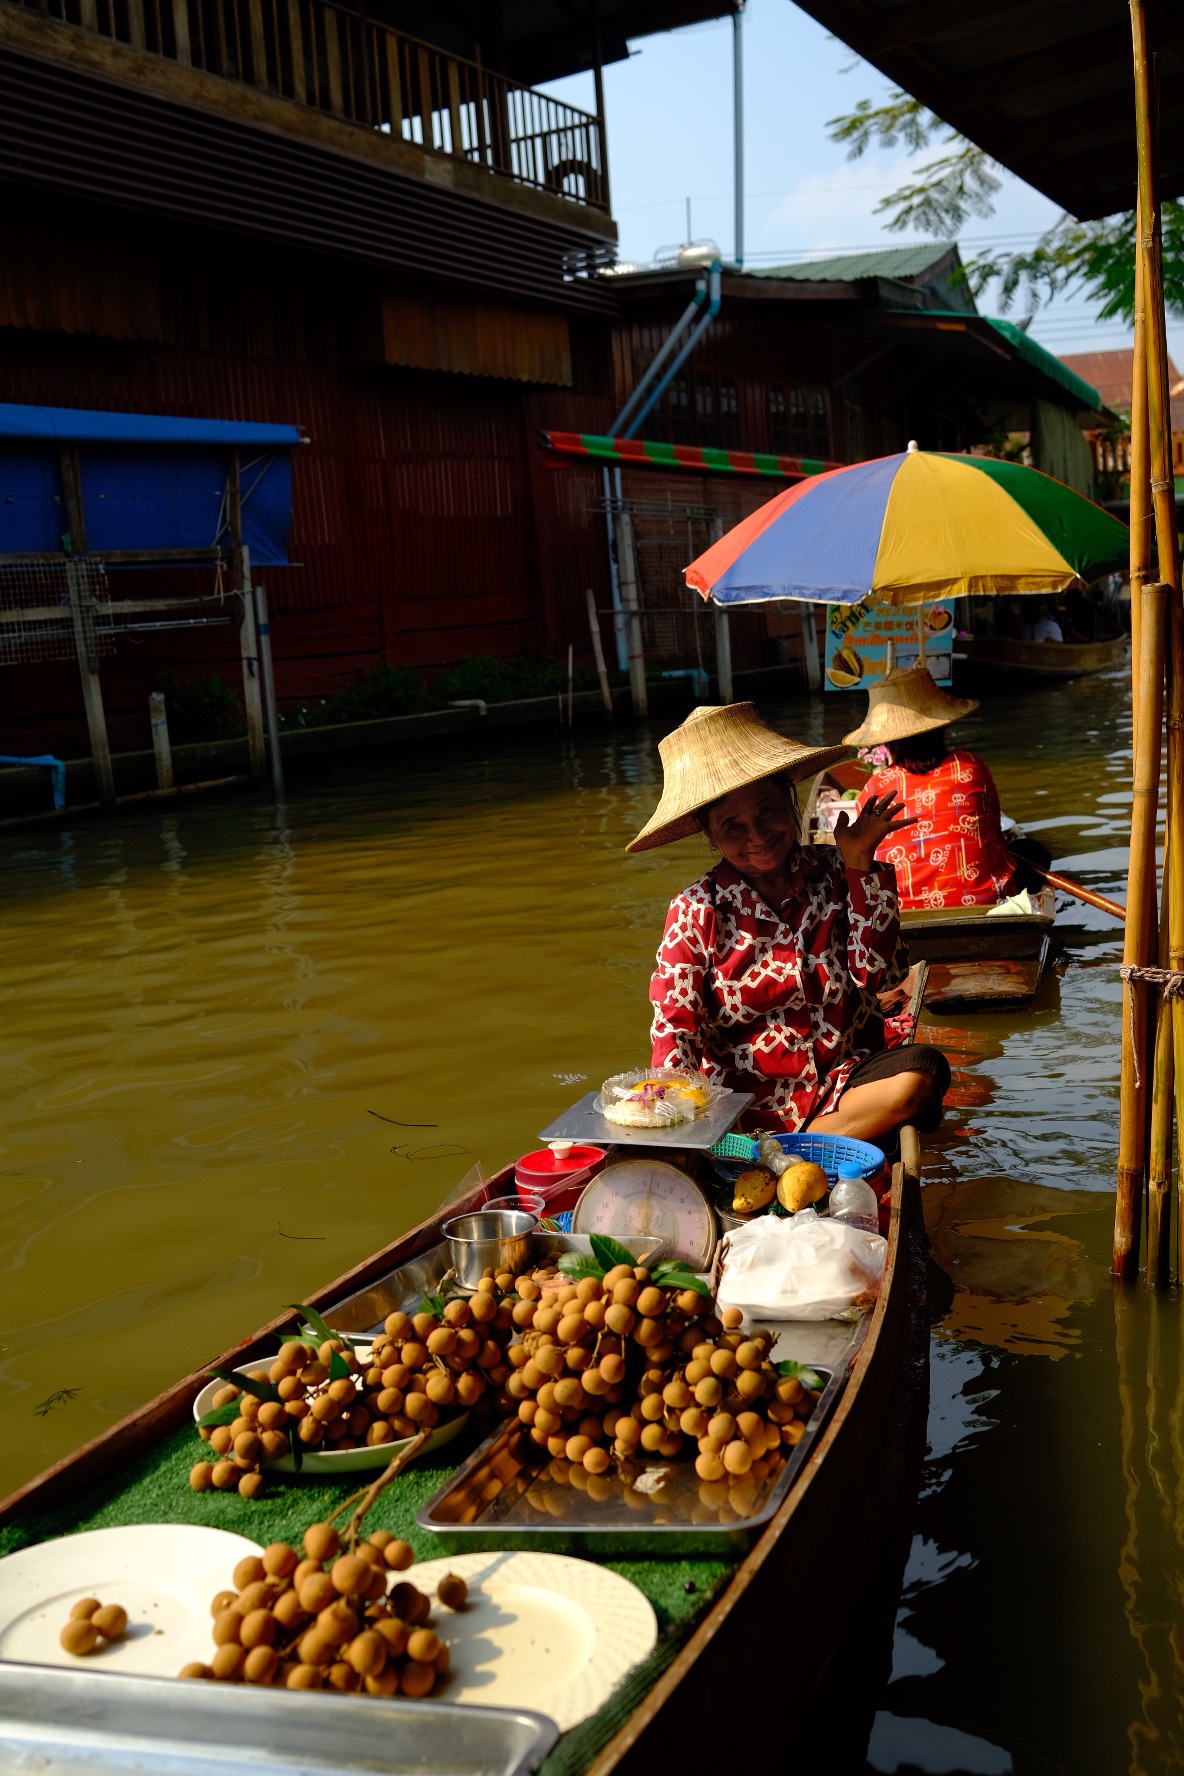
[715, 1208, 887, 1322]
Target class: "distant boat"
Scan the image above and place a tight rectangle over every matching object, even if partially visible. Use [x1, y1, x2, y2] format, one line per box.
[959, 634, 1128, 678]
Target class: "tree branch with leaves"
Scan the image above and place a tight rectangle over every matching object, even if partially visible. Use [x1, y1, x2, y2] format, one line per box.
[826, 89, 1184, 325]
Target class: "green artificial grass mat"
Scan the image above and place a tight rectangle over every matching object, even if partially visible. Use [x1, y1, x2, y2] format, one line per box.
[1, 1420, 737, 1776]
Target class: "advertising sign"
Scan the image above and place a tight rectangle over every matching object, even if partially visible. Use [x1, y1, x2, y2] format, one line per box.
[823, 597, 956, 692]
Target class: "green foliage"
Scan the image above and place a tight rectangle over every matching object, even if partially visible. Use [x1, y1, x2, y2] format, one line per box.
[154, 671, 244, 744]
[589, 1233, 637, 1273]
[964, 204, 1184, 324]
[826, 88, 1184, 327]
[434, 655, 604, 704]
[279, 666, 435, 730]
[827, 91, 1000, 236]
[776, 1359, 824, 1391]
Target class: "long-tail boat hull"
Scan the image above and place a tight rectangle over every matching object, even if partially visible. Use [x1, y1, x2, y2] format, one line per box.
[0, 1135, 928, 1770]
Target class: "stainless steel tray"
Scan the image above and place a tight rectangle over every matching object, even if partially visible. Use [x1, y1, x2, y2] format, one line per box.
[325, 1232, 668, 1336]
[416, 1361, 843, 1558]
[539, 1091, 752, 1151]
[0, 1662, 558, 1775]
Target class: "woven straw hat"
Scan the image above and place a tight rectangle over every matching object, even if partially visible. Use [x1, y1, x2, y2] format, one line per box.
[627, 703, 853, 853]
[842, 665, 979, 747]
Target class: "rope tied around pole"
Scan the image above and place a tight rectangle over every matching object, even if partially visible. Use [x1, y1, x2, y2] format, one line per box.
[1120, 964, 1184, 1091]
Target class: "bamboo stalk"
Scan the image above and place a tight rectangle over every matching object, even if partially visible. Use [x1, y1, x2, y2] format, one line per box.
[1115, 581, 1167, 1277]
[1131, 0, 1183, 1286]
[1149, 842, 1174, 1287]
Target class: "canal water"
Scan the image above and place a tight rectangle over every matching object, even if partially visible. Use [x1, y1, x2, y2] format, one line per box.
[0, 668, 1174, 1772]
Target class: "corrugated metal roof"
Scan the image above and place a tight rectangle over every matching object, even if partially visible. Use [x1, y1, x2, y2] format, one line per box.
[749, 245, 957, 283]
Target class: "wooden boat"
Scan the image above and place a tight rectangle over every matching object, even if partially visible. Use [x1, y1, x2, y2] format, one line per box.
[959, 633, 1128, 678]
[0, 1132, 927, 1772]
[805, 761, 1056, 1012]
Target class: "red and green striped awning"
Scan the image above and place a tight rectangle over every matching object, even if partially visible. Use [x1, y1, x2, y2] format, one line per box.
[539, 431, 840, 481]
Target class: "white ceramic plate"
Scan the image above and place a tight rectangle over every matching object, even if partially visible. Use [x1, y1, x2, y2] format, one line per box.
[0, 1523, 262, 1678]
[191, 1362, 470, 1474]
[409, 1551, 657, 1732]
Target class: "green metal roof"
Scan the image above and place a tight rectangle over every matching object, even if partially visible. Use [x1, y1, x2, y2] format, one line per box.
[750, 245, 959, 282]
[985, 319, 1103, 413]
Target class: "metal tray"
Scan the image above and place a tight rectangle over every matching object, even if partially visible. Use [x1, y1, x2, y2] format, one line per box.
[416, 1361, 844, 1558]
[0, 1662, 558, 1776]
[538, 1091, 753, 1152]
[324, 1232, 669, 1336]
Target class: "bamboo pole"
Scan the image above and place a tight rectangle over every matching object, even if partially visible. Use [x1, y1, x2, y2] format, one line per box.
[1116, 0, 1169, 1278]
[1115, 581, 1167, 1276]
[1132, 0, 1184, 1286]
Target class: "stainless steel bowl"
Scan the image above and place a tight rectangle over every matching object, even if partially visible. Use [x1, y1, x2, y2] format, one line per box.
[443, 1208, 536, 1289]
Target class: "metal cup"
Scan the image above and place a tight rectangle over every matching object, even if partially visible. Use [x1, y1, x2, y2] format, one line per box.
[443, 1208, 536, 1290]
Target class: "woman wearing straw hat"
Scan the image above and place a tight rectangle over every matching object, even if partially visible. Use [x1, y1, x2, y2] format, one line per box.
[631, 702, 950, 1142]
[846, 666, 1039, 909]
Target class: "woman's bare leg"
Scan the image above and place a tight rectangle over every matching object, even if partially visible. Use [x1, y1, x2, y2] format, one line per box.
[806, 1069, 939, 1142]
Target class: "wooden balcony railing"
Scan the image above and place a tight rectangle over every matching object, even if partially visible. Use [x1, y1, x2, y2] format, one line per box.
[15, 0, 610, 212]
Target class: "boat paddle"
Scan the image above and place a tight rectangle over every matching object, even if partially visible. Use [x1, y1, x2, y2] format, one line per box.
[1010, 854, 1126, 922]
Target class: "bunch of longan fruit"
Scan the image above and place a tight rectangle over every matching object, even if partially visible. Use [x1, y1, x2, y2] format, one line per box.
[179, 1525, 464, 1693]
[59, 1598, 128, 1656]
[363, 1292, 516, 1436]
[500, 1260, 713, 1472]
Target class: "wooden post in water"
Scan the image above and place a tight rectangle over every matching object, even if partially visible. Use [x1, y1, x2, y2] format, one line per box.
[1131, 0, 1184, 1286]
[1115, 0, 1171, 1280]
[1115, 582, 1166, 1276]
[228, 452, 266, 784]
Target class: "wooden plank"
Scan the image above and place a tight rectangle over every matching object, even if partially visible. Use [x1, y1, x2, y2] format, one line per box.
[78, 0, 98, 31]
[170, 0, 190, 64]
[285, 0, 304, 99]
[323, 8, 343, 115]
[383, 26, 402, 133]
[923, 947, 1046, 1011]
[962, 634, 1129, 677]
[446, 55, 462, 156]
[416, 44, 432, 146]
[125, 0, 146, 49]
[247, 0, 267, 87]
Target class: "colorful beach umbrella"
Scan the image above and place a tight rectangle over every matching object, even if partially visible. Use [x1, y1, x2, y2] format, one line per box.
[684, 446, 1130, 607]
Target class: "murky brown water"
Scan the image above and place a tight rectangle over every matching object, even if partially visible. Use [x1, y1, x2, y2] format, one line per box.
[0, 668, 1175, 1772]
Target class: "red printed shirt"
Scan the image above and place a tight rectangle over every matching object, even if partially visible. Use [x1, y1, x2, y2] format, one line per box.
[858, 750, 1018, 909]
[649, 849, 907, 1132]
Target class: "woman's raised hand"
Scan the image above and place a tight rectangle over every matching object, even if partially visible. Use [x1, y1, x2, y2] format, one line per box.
[833, 794, 916, 872]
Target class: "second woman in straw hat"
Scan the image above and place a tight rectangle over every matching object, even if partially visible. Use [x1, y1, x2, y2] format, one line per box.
[633, 701, 949, 1142]
[844, 665, 1043, 909]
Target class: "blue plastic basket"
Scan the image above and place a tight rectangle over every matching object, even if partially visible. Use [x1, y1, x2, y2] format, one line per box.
[708, 1130, 885, 1189]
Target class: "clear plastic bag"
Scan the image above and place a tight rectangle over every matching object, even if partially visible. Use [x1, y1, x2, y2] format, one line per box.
[715, 1207, 887, 1322]
[597, 1065, 724, 1128]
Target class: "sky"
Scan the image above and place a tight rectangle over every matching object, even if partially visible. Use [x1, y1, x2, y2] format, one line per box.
[542, 0, 1184, 377]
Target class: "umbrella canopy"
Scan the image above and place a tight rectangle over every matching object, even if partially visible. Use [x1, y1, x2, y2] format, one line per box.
[684, 447, 1130, 607]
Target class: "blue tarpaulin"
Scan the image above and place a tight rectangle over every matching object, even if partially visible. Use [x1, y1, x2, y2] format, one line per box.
[0, 403, 302, 565]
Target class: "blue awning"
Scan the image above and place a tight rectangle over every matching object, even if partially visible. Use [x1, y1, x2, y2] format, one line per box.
[0, 403, 302, 448]
[0, 403, 302, 565]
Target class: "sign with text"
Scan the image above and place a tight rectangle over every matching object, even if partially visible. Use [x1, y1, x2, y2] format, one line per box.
[824, 598, 955, 691]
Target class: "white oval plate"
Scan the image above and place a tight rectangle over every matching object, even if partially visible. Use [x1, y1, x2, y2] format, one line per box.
[191, 1362, 470, 1473]
[0, 1523, 262, 1677]
[409, 1551, 657, 1732]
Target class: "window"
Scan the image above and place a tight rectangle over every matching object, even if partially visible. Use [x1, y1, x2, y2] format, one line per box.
[695, 374, 717, 448]
[809, 389, 830, 458]
[720, 378, 740, 449]
[768, 385, 788, 454]
[669, 372, 693, 444]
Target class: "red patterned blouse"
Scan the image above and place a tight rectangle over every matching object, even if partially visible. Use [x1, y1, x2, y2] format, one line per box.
[649, 850, 907, 1132]
[857, 750, 1018, 909]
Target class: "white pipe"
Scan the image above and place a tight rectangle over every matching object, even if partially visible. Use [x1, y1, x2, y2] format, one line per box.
[733, 6, 745, 269]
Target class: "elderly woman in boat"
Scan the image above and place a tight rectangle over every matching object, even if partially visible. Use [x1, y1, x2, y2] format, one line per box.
[628, 701, 950, 1143]
[846, 665, 1046, 909]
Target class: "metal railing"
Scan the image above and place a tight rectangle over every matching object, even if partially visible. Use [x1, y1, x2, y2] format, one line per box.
[15, 0, 609, 211]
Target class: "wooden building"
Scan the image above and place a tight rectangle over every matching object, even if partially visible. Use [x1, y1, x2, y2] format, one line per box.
[0, 0, 1109, 761]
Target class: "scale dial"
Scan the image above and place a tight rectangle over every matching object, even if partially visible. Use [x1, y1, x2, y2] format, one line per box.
[572, 1160, 717, 1271]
